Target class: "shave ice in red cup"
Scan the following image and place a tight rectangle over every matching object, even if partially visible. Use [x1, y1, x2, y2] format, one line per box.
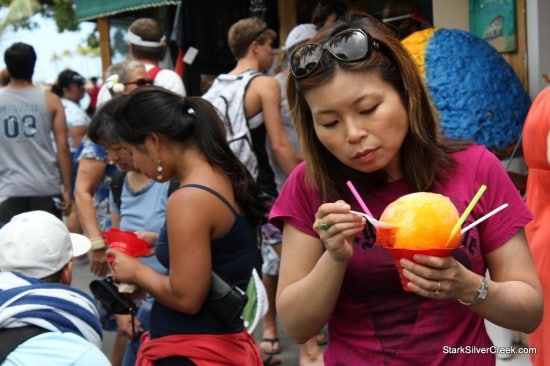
[347, 181, 495, 291]
[375, 192, 462, 291]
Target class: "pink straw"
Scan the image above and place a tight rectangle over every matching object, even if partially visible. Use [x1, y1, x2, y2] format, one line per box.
[346, 180, 374, 218]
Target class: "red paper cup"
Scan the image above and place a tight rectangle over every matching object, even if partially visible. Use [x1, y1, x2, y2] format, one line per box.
[102, 228, 149, 257]
[384, 246, 455, 291]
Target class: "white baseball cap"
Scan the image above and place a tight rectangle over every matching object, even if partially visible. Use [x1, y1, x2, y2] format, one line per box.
[284, 23, 318, 51]
[0, 211, 90, 278]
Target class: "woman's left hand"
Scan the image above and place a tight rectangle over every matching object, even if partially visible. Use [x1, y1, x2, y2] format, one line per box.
[107, 248, 140, 284]
[135, 231, 159, 246]
[400, 254, 467, 299]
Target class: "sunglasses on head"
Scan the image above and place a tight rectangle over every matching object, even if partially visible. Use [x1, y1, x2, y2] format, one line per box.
[251, 26, 268, 43]
[289, 28, 379, 79]
[124, 78, 153, 87]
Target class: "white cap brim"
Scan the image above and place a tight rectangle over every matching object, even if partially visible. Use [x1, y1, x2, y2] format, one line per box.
[70, 233, 91, 257]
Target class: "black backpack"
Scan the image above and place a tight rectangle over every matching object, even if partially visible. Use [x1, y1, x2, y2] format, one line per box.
[110, 171, 180, 211]
[0, 326, 48, 363]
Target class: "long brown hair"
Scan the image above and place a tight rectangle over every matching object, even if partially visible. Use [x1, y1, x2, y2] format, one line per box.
[287, 11, 470, 201]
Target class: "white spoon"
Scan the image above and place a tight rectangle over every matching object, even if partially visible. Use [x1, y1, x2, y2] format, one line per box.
[350, 210, 395, 229]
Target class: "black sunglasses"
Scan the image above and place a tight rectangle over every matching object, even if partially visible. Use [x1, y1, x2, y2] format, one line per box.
[250, 26, 268, 43]
[289, 29, 379, 79]
[124, 78, 153, 87]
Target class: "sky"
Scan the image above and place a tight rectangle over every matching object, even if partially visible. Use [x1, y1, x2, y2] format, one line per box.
[0, 10, 102, 84]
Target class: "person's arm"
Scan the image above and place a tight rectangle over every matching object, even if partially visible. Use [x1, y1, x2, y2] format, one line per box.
[109, 190, 121, 229]
[75, 158, 109, 276]
[46, 92, 72, 214]
[70, 125, 88, 151]
[401, 229, 543, 333]
[276, 201, 365, 343]
[465, 230, 541, 332]
[111, 212, 121, 229]
[252, 76, 302, 175]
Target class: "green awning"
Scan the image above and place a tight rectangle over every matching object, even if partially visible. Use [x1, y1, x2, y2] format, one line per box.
[75, 0, 180, 21]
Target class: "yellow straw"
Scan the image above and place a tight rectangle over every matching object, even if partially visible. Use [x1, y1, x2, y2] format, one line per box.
[445, 184, 487, 247]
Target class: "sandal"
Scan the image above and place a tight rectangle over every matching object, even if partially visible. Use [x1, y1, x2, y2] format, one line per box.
[316, 332, 328, 346]
[260, 337, 282, 355]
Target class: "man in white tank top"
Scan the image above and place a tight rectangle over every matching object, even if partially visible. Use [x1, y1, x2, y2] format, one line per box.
[0, 43, 72, 227]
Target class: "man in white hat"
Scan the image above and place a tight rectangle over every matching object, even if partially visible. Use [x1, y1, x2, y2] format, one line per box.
[0, 210, 109, 365]
[94, 18, 186, 110]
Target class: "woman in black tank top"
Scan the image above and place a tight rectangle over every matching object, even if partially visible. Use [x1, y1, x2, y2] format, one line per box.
[102, 87, 269, 365]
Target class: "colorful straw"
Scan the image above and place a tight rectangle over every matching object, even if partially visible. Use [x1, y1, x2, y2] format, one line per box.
[445, 184, 487, 247]
[346, 180, 374, 218]
[461, 203, 509, 234]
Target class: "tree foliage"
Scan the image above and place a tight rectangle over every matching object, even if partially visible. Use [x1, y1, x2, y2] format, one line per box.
[0, 0, 103, 57]
[0, 0, 79, 33]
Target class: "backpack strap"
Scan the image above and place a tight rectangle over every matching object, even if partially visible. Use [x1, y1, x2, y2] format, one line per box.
[148, 66, 163, 81]
[110, 170, 127, 211]
[0, 325, 48, 363]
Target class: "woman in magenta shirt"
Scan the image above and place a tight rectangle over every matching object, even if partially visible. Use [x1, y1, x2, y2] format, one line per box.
[270, 12, 542, 365]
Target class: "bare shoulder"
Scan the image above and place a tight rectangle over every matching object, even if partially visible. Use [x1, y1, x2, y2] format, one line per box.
[167, 181, 237, 235]
[44, 90, 62, 104]
[249, 73, 279, 88]
[168, 182, 235, 211]
[44, 91, 63, 112]
[248, 74, 280, 98]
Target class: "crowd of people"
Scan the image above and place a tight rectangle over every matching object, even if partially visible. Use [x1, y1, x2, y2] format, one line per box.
[1, 1, 549, 366]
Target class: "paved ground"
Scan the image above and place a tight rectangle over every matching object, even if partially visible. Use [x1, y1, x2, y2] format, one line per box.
[72, 259, 532, 366]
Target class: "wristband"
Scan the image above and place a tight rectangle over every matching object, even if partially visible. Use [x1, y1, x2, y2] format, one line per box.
[458, 276, 488, 306]
[89, 237, 107, 250]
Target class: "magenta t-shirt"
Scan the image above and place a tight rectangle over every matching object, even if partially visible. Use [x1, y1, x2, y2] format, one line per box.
[270, 145, 532, 365]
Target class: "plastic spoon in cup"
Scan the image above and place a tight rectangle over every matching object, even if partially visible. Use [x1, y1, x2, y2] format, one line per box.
[346, 180, 394, 228]
[350, 210, 395, 229]
[461, 203, 509, 234]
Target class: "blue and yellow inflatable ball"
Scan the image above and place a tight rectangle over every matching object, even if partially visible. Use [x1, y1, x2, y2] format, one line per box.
[402, 28, 530, 157]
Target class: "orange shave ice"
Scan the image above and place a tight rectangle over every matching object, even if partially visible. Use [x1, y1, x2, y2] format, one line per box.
[376, 192, 461, 249]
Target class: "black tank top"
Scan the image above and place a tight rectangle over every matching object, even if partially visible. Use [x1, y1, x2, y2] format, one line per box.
[151, 184, 257, 337]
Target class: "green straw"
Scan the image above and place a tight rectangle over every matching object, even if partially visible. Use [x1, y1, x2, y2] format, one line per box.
[445, 184, 487, 247]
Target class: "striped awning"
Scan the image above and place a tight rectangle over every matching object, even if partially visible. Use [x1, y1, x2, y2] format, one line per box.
[75, 0, 180, 21]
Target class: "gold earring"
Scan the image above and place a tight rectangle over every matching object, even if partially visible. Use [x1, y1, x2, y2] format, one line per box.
[156, 159, 163, 180]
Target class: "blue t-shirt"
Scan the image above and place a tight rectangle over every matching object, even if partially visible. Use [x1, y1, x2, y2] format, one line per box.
[109, 175, 169, 274]
[5, 332, 110, 366]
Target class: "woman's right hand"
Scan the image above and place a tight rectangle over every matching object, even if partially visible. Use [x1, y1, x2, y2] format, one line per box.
[313, 200, 365, 263]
